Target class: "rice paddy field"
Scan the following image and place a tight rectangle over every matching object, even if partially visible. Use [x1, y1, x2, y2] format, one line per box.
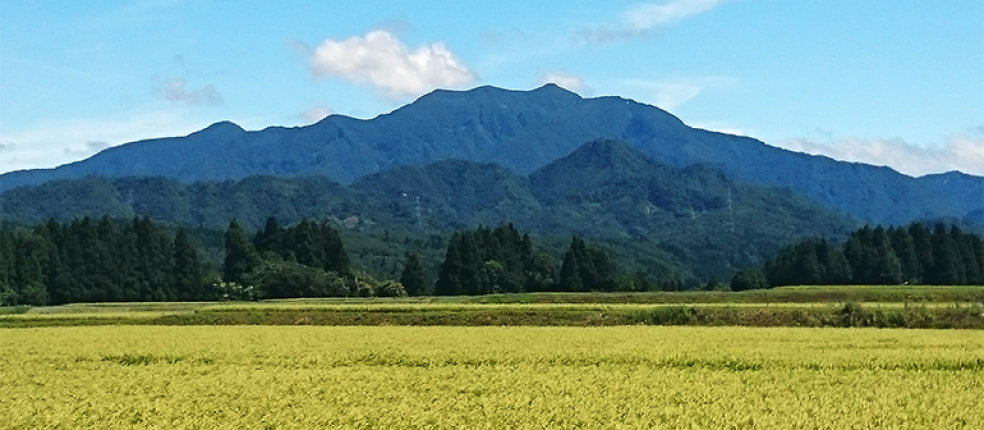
[2, 286, 982, 428]
[2, 325, 982, 429]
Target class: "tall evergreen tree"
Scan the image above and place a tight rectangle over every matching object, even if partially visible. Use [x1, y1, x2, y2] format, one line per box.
[435, 233, 463, 295]
[319, 220, 350, 275]
[816, 240, 852, 284]
[560, 236, 616, 291]
[0, 229, 15, 305]
[889, 226, 920, 283]
[133, 216, 172, 300]
[223, 219, 261, 284]
[967, 236, 984, 285]
[908, 223, 934, 282]
[870, 227, 902, 284]
[947, 225, 969, 284]
[12, 235, 49, 305]
[559, 237, 586, 291]
[927, 223, 962, 284]
[457, 233, 482, 295]
[291, 219, 323, 269]
[172, 228, 206, 300]
[93, 216, 121, 300]
[793, 242, 823, 285]
[524, 251, 557, 292]
[254, 216, 284, 258]
[400, 251, 430, 296]
[959, 235, 982, 285]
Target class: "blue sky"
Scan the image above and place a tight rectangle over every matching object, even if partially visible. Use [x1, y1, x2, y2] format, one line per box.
[1, 0, 982, 176]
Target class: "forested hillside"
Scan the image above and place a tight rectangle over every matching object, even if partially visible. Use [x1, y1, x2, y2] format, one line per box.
[0, 140, 860, 282]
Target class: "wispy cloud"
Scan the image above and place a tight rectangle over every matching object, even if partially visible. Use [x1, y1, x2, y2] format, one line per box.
[576, 0, 732, 44]
[623, 77, 736, 110]
[652, 81, 702, 110]
[308, 30, 477, 99]
[298, 106, 332, 124]
[689, 121, 749, 137]
[158, 78, 223, 106]
[538, 72, 590, 94]
[778, 127, 984, 177]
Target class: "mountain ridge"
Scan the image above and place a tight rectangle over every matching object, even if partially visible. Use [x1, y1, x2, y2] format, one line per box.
[1, 84, 981, 225]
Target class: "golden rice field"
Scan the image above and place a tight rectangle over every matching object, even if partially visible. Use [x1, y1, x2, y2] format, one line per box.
[1, 325, 982, 429]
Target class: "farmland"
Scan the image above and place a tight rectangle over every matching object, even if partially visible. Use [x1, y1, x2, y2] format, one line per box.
[2, 285, 982, 328]
[2, 325, 982, 429]
[2, 286, 982, 428]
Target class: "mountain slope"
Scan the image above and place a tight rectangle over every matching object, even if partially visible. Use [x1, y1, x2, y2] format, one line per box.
[0, 140, 859, 281]
[350, 159, 541, 230]
[2, 84, 980, 224]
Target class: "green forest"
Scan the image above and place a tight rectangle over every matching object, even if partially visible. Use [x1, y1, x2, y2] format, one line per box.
[734, 223, 984, 290]
[1, 216, 982, 306]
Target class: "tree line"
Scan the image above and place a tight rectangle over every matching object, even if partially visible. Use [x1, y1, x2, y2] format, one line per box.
[219, 217, 405, 300]
[223, 219, 623, 298]
[0, 216, 627, 305]
[4, 216, 981, 306]
[732, 222, 984, 290]
[0, 217, 207, 305]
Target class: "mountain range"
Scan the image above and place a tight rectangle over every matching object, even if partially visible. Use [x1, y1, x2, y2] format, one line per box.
[1, 84, 981, 282]
[2, 84, 981, 226]
[0, 139, 858, 281]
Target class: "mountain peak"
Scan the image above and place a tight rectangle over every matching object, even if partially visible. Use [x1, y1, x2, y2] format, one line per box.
[527, 139, 667, 206]
[549, 139, 656, 173]
[193, 120, 245, 136]
[412, 84, 582, 106]
[532, 82, 581, 97]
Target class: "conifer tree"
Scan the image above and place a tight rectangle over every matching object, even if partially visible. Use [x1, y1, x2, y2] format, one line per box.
[559, 237, 586, 291]
[816, 240, 852, 284]
[172, 228, 205, 300]
[319, 220, 350, 275]
[908, 222, 934, 282]
[927, 223, 962, 284]
[889, 226, 920, 283]
[435, 233, 463, 295]
[560, 236, 616, 291]
[223, 219, 261, 284]
[254, 216, 284, 258]
[400, 251, 430, 296]
[871, 227, 902, 284]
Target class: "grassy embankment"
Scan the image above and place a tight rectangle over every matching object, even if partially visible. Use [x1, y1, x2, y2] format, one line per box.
[1, 285, 982, 328]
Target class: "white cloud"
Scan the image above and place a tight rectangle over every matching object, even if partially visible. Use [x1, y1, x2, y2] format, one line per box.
[539, 72, 590, 94]
[624, 0, 730, 32]
[689, 121, 748, 137]
[652, 81, 703, 110]
[86, 141, 110, 152]
[623, 77, 735, 110]
[158, 78, 223, 106]
[777, 128, 984, 177]
[0, 111, 213, 173]
[300, 106, 332, 124]
[308, 30, 477, 98]
[577, 0, 731, 44]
